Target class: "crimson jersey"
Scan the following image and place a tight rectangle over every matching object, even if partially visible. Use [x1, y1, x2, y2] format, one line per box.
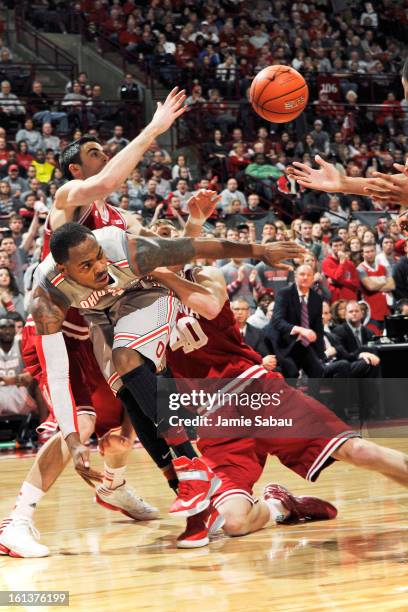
[41, 201, 128, 259]
[167, 299, 279, 380]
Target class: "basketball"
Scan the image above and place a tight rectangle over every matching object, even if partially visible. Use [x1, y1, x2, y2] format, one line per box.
[249, 65, 309, 123]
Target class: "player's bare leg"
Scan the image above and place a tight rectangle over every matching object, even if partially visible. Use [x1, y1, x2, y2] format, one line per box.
[95, 415, 159, 521]
[333, 438, 408, 487]
[27, 414, 96, 492]
[0, 414, 96, 558]
[217, 498, 272, 536]
[177, 484, 337, 547]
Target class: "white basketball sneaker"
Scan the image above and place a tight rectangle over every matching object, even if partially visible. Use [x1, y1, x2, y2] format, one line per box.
[0, 516, 49, 558]
[95, 484, 159, 520]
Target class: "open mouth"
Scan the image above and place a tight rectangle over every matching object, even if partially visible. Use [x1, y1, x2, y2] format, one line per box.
[96, 273, 109, 284]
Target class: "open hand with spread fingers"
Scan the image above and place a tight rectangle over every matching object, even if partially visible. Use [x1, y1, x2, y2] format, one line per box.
[287, 155, 345, 193]
[363, 171, 408, 207]
[187, 189, 221, 222]
[150, 87, 187, 134]
[260, 241, 307, 266]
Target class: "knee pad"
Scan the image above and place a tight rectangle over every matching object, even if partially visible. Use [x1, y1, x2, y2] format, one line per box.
[98, 431, 132, 456]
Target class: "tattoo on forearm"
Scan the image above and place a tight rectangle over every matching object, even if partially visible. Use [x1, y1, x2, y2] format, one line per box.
[135, 236, 195, 275]
[32, 297, 64, 335]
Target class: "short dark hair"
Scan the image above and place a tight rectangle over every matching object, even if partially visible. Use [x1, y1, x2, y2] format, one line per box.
[403, 57, 408, 82]
[5, 311, 24, 324]
[59, 136, 101, 180]
[330, 235, 343, 245]
[50, 222, 94, 264]
[380, 234, 395, 246]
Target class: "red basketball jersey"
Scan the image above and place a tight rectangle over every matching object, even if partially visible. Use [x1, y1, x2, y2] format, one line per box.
[168, 299, 272, 379]
[41, 202, 128, 259]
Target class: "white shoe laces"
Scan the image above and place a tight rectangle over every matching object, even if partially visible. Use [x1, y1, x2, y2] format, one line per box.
[12, 517, 41, 541]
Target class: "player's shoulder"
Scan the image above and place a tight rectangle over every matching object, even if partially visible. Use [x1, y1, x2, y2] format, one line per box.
[196, 265, 225, 283]
[54, 179, 83, 209]
[36, 252, 57, 277]
[92, 225, 126, 239]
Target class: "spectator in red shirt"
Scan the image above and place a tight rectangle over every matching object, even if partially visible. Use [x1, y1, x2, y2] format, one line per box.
[322, 235, 360, 303]
[357, 243, 395, 334]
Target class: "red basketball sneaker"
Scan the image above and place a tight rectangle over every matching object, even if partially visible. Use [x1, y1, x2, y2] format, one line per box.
[264, 484, 337, 523]
[176, 504, 225, 548]
[169, 456, 221, 517]
[205, 503, 225, 535]
[177, 513, 209, 549]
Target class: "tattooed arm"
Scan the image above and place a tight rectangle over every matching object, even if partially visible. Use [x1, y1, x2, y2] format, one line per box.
[126, 234, 307, 276]
[30, 286, 67, 335]
[30, 288, 101, 485]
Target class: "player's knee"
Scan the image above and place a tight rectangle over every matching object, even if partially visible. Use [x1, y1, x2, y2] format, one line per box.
[78, 415, 96, 444]
[98, 431, 132, 456]
[335, 438, 381, 467]
[112, 347, 143, 375]
[221, 512, 250, 536]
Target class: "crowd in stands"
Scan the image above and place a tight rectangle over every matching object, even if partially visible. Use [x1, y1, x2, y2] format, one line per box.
[0, 0, 407, 427]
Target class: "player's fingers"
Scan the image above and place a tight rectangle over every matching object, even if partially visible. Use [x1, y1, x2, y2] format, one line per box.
[393, 163, 407, 173]
[314, 154, 327, 167]
[174, 106, 188, 118]
[78, 472, 96, 488]
[172, 90, 186, 105]
[292, 161, 312, 174]
[371, 171, 398, 181]
[295, 178, 313, 188]
[166, 86, 179, 100]
[76, 465, 103, 482]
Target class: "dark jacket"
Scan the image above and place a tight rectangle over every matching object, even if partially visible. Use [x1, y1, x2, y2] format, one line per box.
[265, 284, 325, 360]
[243, 322, 269, 357]
[324, 329, 353, 362]
[332, 321, 375, 360]
[393, 256, 408, 300]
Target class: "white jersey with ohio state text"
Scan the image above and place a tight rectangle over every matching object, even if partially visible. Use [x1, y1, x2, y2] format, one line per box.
[34, 226, 158, 313]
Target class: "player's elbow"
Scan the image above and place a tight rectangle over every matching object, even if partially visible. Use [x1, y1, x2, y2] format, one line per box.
[189, 295, 221, 319]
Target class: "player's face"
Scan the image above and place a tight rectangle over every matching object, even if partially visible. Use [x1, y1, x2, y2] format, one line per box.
[77, 142, 109, 179]
[60, 237, 110, 289]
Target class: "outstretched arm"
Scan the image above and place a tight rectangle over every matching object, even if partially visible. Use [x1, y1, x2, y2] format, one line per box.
[151, 266, 227, 319]
[361, 164, 408, 207]
[55, 88, 187, 210]
[287, 155, 373, 196]
[30, 288, 101, 485]
[126, 234, 306, 276]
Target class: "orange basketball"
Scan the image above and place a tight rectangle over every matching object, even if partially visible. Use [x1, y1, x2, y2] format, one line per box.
[250, 65, 309, 123]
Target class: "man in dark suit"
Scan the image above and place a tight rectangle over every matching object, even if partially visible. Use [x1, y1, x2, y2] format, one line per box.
[231, 299, 277, 371]
[265, 264, 327, 379]
[332, 301, 380, 369]
[331, 300, 381, 420]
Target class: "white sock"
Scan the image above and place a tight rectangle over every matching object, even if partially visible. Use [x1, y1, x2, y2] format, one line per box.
[264, 498, 290, 524]
[11, 482, 44, 520]
[103, 464, 127, 490]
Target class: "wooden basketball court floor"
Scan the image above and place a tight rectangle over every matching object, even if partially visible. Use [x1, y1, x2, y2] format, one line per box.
[1, 429, 408, 612]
